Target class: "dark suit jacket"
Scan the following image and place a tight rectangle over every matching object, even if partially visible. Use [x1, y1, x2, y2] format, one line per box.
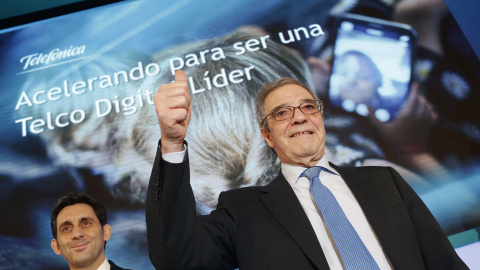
[146, 145, 467, 270]
[109, 260, 130, 270]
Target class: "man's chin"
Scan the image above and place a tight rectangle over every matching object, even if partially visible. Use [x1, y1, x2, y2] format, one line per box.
[286, 150, 323, 164]
[292, 142, 320, 154]
[69, 254, 96, 269]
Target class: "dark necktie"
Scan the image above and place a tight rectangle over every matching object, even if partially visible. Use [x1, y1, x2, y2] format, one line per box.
[301, 166, 380, 270]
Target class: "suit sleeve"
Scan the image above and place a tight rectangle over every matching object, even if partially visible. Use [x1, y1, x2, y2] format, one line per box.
[387, 167, 468, 270]
[145, 140, 237, 270]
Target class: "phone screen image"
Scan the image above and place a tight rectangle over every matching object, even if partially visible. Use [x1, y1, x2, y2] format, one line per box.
[329, 14, 416, 122]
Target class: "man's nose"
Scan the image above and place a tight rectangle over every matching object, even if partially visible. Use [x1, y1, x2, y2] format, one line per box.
[71, 226, 85, 239]
[291, 107, 307, 124]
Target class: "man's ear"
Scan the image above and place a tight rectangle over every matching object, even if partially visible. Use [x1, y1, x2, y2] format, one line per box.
[103, 224, 112, 241]
[260, 128, 275, 149]
[51, 239, 61, 255]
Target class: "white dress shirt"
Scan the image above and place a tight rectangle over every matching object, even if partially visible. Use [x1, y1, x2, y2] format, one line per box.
[161, 145, 186, 163]
[162, 145, 391, 269]
[281, 156, 391, 270]
[98, 258, 111, 270]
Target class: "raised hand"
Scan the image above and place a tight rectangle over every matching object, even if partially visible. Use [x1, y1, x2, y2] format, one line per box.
[154, 70, 191, 154]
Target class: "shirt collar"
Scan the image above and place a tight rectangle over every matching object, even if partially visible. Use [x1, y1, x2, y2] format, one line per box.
[281, 155, 339, 188]
[97, 258, 111, 270]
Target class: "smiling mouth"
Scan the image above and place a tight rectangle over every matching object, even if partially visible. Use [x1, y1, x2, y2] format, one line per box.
[71, 242, 89, 250]
[291, 131, 313, 138]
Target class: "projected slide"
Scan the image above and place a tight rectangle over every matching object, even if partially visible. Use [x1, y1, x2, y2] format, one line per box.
[0, 0, 479, 269]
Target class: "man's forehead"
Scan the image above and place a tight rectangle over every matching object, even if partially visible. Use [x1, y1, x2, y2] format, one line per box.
[57, 203, 97, 223]
[265, 84, 313, 107]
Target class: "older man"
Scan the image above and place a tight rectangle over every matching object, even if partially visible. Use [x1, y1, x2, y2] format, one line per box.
[146, 70, 467, 269]
[51, 192, 129, 270]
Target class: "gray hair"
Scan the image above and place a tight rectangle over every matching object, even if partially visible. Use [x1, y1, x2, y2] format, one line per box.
[133, 30, 314, 211]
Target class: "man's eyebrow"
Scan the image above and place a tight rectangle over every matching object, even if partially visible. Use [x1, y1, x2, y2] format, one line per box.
[79, 217, 95, 223]
[272, 98, 316, 110]
[272, 103, 289, 110]
[299, 98, 317, 103]
[58, 217, 95, 229]
[59, 220, 73, 230]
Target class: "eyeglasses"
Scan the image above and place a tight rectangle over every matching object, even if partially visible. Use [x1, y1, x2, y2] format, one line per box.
[262, 99, 323, 125]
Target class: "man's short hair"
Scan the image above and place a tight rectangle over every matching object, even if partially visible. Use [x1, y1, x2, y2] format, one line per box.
[255, 77, 319, 131]
[50, 192, 108, 239]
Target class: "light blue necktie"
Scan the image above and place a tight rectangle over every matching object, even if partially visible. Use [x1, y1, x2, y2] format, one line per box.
[301, 166, 380, 270]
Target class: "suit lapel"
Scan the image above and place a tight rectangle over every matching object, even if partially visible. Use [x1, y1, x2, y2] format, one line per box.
[260, 173, 328, 270]
[330, 164, 399, 264]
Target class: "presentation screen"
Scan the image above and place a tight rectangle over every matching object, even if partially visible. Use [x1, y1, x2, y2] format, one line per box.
[1, 0, 479, 269]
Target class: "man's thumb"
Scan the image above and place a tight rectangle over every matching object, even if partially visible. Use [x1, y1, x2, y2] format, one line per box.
[175, 70, 187, 82]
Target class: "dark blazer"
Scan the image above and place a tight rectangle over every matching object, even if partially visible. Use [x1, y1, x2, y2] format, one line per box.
[146, 146, 467, 270]
[109, 260, 130, 270]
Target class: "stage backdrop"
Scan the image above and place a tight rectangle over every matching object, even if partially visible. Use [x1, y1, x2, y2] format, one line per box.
[0, 0, 479, 269]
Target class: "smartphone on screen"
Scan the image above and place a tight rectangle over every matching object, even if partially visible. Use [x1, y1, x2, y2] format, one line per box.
[328, 13, 417, 122]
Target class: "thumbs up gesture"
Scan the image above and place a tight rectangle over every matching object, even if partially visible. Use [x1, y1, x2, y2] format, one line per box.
[154, 70, 191, 153]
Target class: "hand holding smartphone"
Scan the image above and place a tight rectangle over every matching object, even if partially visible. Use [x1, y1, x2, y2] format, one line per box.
[328, 13, 417, 122]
